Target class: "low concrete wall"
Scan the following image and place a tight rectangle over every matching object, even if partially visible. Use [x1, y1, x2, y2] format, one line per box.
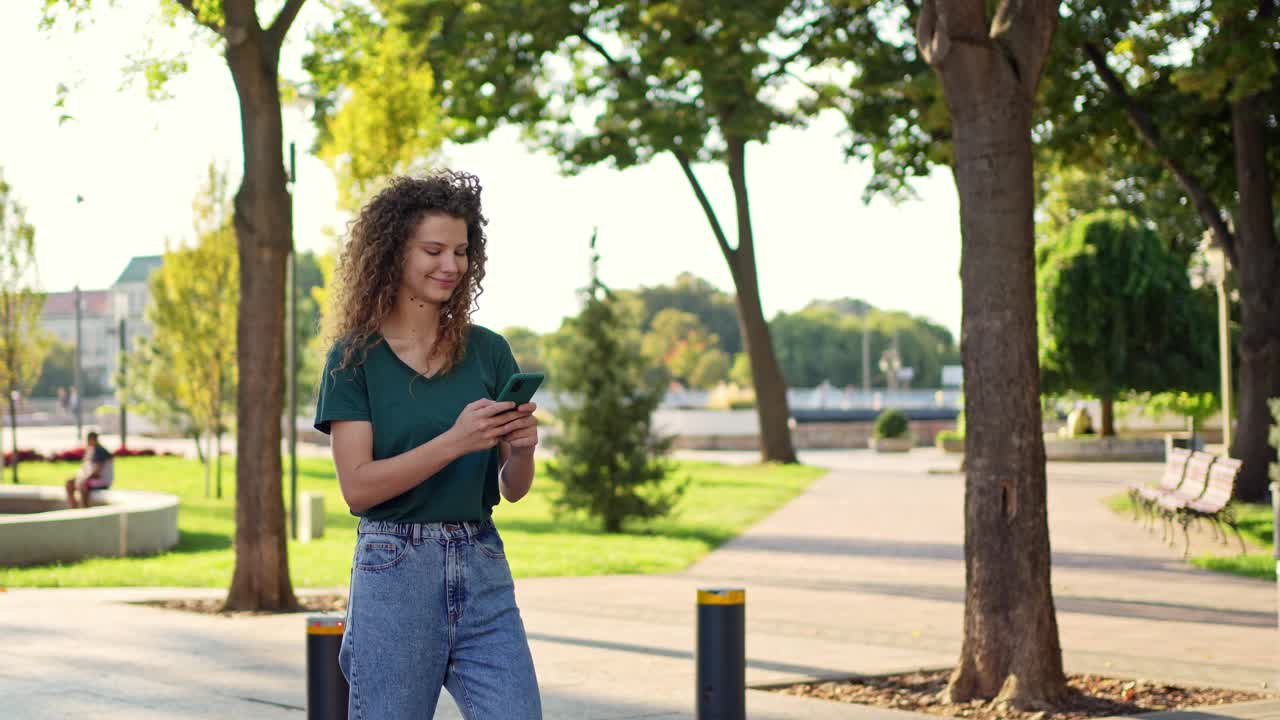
[1042, 436, 1165, 462]
[0, 486, 179, 567]
[671, 419, 952, 451]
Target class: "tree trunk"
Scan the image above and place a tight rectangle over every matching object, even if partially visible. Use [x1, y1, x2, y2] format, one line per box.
[8, 385, 17, 485]
[203, 431, 212, 499]
[1228, 91, 1280, 502]
[222, 10, 298, 613]
[1099, 393, 1115, 437]
[919, 0, 1067, 708]
[670, 144, 797, 464]
[725, 140, 798, 464]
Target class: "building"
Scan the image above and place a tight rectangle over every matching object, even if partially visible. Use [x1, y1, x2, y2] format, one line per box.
[111, 255, 164, 344]
[38, 290, 114, 390]
[37, 255, 164, 394]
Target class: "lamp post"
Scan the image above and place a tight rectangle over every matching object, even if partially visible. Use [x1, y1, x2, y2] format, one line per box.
[106, 318, 128, 449]
[287, 141, 299, 541]
[1205, 243, 1232, 457]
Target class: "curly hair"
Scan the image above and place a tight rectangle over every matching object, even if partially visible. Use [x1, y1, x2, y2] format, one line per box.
[329, 171, 488, 376]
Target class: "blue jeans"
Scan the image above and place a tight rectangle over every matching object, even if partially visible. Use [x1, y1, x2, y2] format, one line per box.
[340, 518, 541, 719]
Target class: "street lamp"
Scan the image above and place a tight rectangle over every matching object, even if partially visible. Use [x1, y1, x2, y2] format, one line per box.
[1204, 242, 1232, 457]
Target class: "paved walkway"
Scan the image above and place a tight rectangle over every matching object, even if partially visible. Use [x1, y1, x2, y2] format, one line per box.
[2, 449, 1277, 718]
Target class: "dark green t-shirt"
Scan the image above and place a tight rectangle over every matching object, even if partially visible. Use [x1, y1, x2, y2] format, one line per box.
[313, 325, 520, 523]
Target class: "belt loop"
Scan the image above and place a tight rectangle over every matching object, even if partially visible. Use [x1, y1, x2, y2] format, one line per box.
[412, 523, 422, 545]
[464, 521, 475, 543]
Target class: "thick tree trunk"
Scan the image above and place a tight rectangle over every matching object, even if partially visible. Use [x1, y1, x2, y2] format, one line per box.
[1229, 91, 1280, 501]
[672, 144, 797, 464]
[1099, 393, 1115, 437]
[725, 141, 798, 464]
[920, 0, 1067, 708]
[222, 12, 298, 613]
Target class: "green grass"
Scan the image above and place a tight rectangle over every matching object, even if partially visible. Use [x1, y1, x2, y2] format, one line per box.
[1, 456, 823, 588]
[1106, 492, 1275, 581]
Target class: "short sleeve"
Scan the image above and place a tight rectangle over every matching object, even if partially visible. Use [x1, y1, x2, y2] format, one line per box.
[314, 342, 371, 435]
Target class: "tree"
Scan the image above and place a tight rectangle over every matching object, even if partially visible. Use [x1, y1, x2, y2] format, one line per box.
[0, 173, 53, 484]
[1038, 212, 1218, 436]
[1043, 0, 1280, 500]
[305, 3, 449, 209]
[915, 0, 1068, 707]
[33, 341, 107, 398]
[303, 2, 892, 463]
[625, 273, 742, 355]
[545, 234, 682, 532]
[1132, 391, 1220, 447]
[44, 0, 309, 610]
[770, 306, 958, 388]
[134, 165, 240, 498]
[641, 309, 729, 389]
[501, 326, 549, 378]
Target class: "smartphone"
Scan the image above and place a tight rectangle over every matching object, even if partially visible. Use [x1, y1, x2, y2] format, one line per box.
[496, 372, 544, 405]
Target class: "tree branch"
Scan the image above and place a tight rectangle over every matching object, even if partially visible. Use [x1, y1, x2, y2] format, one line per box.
[267, 0, 307, 51]
[989, 0, 1058, 97]
[576, 31, 620, 67]
[761, 43, 809, 84]
[916, 0, 950, 67]
[672, 149, 735, 261]
[174, 0, 224, 35]
[1083, 41, 1238, 264]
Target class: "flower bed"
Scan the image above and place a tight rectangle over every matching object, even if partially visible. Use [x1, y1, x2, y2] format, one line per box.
[3, 447, 176, 464]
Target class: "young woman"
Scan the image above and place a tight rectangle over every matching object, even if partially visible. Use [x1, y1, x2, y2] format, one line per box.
[314, 171, 542, 719]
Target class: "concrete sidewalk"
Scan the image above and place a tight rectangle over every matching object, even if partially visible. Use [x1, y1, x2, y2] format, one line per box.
[2, 449, 1277, 718]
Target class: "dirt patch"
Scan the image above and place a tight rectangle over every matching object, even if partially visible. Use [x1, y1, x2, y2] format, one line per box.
[136, 594, 347, 617]
[771, 669, 1271, 719]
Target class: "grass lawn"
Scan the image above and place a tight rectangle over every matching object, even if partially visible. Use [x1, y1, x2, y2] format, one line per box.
[1106, 493, 1275, 581]
[1, 455, 823, 588]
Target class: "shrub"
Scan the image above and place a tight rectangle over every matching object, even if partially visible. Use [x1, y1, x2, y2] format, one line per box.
[3, 449, 45, 464]
[936, 429, 964, 444]
[874, 409, 909, 439]
[114, 447, 161, 458]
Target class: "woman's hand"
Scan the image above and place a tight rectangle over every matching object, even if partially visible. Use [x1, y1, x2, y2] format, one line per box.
[445, 399, 522, 455]
[502, 402, 539, 456]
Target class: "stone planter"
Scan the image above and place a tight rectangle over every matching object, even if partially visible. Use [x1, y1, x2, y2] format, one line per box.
[870, 435, 913, 453]
[936, 436, 965, 454]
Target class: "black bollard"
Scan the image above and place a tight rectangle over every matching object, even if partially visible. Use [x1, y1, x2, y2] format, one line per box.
[696, 588, 745, 720]
[306, 615, 348, 720]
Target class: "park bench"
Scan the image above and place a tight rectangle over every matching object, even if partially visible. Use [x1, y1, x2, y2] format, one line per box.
[1174, 457, 1245, 557]
[1150, 451, 1217, 541]
[1128, 446, 1192, 524]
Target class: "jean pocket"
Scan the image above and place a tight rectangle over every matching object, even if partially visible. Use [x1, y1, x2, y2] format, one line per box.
[474, 526, 506, 560]
[354, 533, 409, 572]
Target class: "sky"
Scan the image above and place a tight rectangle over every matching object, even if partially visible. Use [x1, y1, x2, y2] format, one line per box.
[1, 2, 964, 339]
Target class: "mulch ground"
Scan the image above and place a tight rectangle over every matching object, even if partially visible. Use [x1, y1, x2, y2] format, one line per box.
[772, 669, 1271, 719]
[136, 594, 348, 617]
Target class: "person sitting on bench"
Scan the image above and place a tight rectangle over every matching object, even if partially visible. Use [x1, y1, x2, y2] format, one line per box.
[64, 432, 113, 509]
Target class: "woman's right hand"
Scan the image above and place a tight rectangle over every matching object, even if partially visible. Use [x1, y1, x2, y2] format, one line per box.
[445, 399, 523, 455]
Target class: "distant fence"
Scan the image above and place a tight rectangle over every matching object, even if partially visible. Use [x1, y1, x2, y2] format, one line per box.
[536, 387, 962, 413]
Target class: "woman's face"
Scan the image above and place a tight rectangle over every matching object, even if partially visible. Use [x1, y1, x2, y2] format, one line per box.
[400, 212, 469, 308]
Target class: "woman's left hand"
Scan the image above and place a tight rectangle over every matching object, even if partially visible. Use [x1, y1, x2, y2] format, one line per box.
[503, 403, 539, 455]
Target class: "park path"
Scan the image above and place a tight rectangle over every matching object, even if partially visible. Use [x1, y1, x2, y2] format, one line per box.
[2, 449, 1277, 718]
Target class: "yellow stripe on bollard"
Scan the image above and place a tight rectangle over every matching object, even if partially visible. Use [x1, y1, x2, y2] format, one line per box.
[697, 589, 745, 606]
[307, 620, 345, 635]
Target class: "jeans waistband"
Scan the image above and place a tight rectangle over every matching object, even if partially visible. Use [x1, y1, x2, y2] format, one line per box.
[357, 517, 495, 542]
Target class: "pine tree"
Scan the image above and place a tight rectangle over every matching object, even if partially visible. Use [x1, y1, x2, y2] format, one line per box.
[546, 232, 683, 533]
